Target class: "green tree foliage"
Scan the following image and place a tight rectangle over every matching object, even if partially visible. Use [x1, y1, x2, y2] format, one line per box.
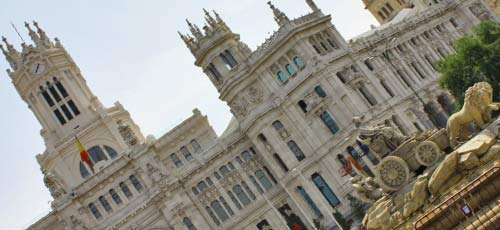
[438, 21, 500, 108]
[346, 194, 366, 221]
[332, 209, 350, 230]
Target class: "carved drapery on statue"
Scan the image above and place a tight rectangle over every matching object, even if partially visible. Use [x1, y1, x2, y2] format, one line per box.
[43, 170, 66, 199]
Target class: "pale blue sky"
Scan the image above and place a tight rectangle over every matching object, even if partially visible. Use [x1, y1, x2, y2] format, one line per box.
[0, 1, 377, 229]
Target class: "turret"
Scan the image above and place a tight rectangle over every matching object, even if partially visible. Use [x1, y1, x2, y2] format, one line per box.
[1, 22, 104, 148]
[179, 9, 252, 89]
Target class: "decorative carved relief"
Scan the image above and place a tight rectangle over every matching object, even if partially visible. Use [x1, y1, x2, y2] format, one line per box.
[117, 120, 138, 146]
[247, 86, 264, 104]
[69, 216, 88, 230]
[230, 97, 249, 117]
[146, 163, 166, 184]
[43, 170, 66, 199]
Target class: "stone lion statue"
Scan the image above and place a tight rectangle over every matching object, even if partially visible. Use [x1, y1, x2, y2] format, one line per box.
[447, 82, 500, 147]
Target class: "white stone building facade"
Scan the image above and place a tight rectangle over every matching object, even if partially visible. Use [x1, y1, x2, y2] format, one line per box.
[0, 0, 498, 229]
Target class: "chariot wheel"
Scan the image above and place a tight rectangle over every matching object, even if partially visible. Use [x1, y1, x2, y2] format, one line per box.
[375, 156, 410, 191]
[415, 141, 442, 167]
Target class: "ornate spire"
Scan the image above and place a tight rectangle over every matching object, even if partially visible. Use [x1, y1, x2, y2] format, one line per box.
[186, 19, 203, 40]
[25, 22, 42, 47]
[305, 0, 320, 12]
[178, 31, 196, 53]
[213, 10, 227, 27]
[33, 21, 51, 47]
[203, 8, 218, 28]
[267, 1, 289, 27]
[1, 37, 19, 70]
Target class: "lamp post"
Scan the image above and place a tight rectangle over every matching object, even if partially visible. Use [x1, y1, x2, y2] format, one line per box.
[373, 37, 440, 128]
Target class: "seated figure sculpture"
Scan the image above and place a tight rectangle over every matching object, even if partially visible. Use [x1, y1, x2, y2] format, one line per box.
[357, 124, 408, 158]
[447, 82, 500, 147]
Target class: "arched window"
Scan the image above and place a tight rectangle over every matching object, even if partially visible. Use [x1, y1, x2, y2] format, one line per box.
[272, 120, 288, 137]
[214, 171, 222, 180]
[320, 111, 340, 134]
[220, 196, 234, 216]
[190, 139, 202, 153]
[287, 140, 305, 161]
[277, 71, 288, 83]
[120, 182, 133, 198]
[235, 156, 243, 165]
[294, 56, 305, 68]
[99, 196, 112, 213]
[380, 80, 395, 97]
[228, 191, 242, 210]
[109, 189, 122, 205]
[228, 162, 235, 170]
[207, 63, 222, 82]
[192, 187, 199, 195]
[386, 3, 394, 12]
[257, 219, 271, 230]
[103, 145, 118, 159]
[382, 7, 390, 16]
[378, 11, 386, 20]
[224, 50, 238, 67]
[264, 166, 277, 184]
[211, 200, 229, 222]
[219, 165, 230, 176]
[273, 153, 289, 172]
[67, 100, 80, 116]
[80, 162, 90, 178]
[130, 175, 143, 192]
[205, 206, 220, 225]
[89, 203, 102, 219]
[286, 64, 297, 75]
[250, 175, 264, 194]
[233, 185, 251, 206]
[180, 146, 193, 161]
[242, 181, 256, 200]
[41, 87, 55, 107]
[47, 82, 61, 102]
[364, 59, 375, 71]
[255, 170, 273, 191]
[183, 217, 197, 230]
[297, 186, 323, 218]
[241, 151, 252, 161]
[54, 78, 69, 98]
[88, 146, 108, 164]
[197, 181, 208, 192]
[314, 85, 327, 98]
[206, 177, 213, 185]
[170, 153, 183, 168]
[298, 100, 308, 113]
[311, 173, 340, 207]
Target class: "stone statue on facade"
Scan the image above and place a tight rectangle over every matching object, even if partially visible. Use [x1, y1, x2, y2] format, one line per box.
[350, 175, 384, 204]
[43, 170, 66, 199]
[117, 120, 138, 146]
[357, 124, 408, 158]
[446, 82, 500, 147]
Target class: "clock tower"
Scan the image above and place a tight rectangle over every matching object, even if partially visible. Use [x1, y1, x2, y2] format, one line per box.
[1, 22, 145, 194]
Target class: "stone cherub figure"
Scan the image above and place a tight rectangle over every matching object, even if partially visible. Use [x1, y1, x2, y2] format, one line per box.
[357, 124, 408, 158]
[350, 175, 384, 204]
[117, 120, 138, 146]
[447, 82, 500, 147]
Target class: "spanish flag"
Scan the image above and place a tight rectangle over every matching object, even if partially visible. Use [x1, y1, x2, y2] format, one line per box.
[76, 137, 94, 173]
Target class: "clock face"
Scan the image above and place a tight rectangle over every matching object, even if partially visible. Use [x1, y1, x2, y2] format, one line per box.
[32, 62, 45, 74]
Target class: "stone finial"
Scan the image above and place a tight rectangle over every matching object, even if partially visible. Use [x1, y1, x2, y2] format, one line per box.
[1, 36, 20, 70]
[305, 0, 320, 12]
[203, 8, 218, 28]
[25, 22, 42, 47]
[186, 19, 203, 40]
[33, 21, 52, 48]
[267, 1, 289, 27]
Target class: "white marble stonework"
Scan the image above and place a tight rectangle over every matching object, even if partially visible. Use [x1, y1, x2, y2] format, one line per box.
[0, 0, 498, 229]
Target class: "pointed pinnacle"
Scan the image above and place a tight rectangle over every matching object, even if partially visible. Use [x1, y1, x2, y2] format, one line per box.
[203, 8, 210, 16]
[186, 19, 193, 26]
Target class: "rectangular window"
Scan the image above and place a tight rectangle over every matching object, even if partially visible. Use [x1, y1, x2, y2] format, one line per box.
[297, 186, 323, 218]
[320, 111, 339, 134]
[60, 104, 73, 120]
[53, 109, 66, 125]
[312, 173, 340, 207]
[48, 86, 62, 102]
[67, 100, 80, 116]
[42, 91, 55, 107]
